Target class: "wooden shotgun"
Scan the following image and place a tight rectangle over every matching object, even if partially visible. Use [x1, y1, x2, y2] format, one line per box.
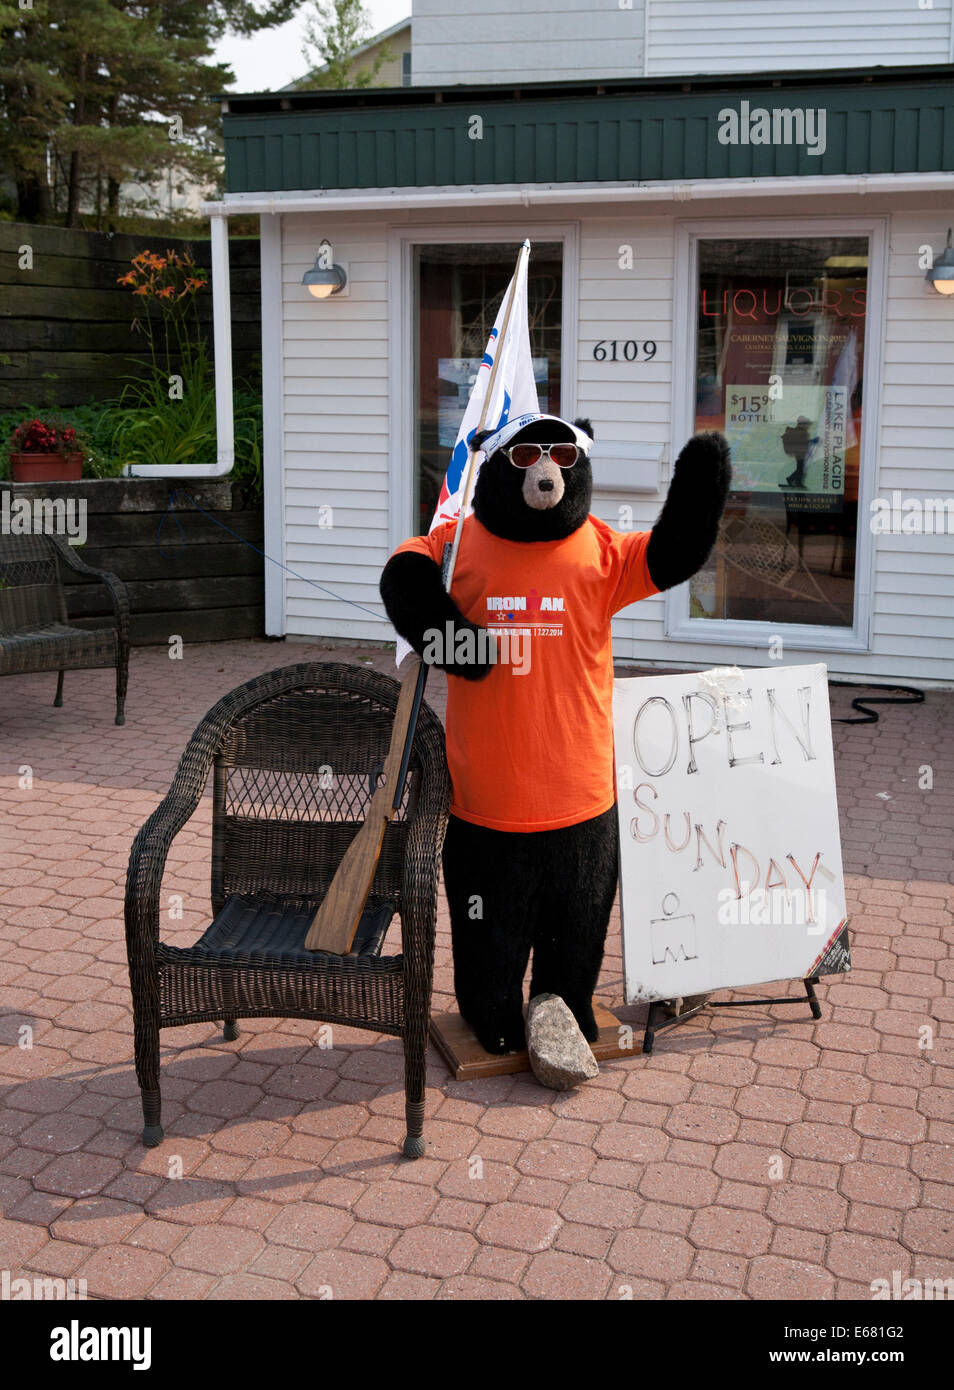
[303, 648, 426, 953]
[304, 242, 529, 954]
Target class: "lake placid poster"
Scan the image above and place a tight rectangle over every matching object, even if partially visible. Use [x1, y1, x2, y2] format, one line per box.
[724, 384, 848, 510]
[613, 664, 850, 1003]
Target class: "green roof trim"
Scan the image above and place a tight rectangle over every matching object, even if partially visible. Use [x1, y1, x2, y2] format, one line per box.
[221, 67, 954, 194]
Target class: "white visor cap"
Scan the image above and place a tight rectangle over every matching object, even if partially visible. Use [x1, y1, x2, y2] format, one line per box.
[479, 412, 593, 459]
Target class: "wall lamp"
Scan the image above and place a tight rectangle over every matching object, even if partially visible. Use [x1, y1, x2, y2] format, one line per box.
[302, 240, 348, 299]
[926, 228, 954, 295]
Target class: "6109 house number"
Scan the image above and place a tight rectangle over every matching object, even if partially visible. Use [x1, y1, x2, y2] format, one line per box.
[593, 340, 657, 361]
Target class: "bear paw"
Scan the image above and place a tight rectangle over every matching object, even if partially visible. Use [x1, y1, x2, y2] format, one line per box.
[463, 1007, 526, 1055]
[428, 622, 496, 682]
[565, 998, 600, 1044]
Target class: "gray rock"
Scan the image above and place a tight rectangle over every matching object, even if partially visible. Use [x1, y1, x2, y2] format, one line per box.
[526, 993, 599, 1091]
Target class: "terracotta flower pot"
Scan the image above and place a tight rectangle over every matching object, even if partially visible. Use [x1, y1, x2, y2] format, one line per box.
[9, 452, 83, 483]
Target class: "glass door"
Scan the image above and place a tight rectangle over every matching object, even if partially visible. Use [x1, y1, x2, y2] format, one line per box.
[412, 241, 564, 535]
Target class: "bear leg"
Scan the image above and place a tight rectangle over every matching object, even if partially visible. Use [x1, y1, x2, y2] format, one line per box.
[529, 806, 620, 1044]
[442, 814, 538, 1055]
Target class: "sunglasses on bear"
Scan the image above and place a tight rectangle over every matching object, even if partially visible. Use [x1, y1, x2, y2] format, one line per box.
[505, 442, 580, 469]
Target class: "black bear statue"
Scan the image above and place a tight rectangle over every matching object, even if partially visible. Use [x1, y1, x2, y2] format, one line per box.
[381, 414, 731, 1059]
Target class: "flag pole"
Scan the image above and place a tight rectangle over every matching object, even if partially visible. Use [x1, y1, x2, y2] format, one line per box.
[443, 238, 530, 588]
[388, 239, 530, 818]
[304, 240, 531, 954]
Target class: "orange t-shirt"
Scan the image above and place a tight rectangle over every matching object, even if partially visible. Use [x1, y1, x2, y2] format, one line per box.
[393, 514, 658, 832]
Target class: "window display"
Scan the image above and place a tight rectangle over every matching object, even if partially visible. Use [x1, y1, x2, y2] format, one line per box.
[692, 237, 867, 628]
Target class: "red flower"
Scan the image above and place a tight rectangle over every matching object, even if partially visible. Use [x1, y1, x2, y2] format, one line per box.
[10, 416, 79, 454]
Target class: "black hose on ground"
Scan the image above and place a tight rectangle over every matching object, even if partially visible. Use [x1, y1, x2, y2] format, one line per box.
[828, 681, 925, 725]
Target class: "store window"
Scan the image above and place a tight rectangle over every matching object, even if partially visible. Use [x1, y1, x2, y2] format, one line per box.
[413, 242, 563, 534]
[691, 237, 867, 629]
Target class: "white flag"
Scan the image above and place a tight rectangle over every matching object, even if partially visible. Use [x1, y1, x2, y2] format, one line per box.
[394, 239, 538, 665]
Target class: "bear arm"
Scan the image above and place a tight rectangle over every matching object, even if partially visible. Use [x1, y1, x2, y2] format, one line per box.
[380, 552, 494, 682]
[646, 430, 732, 592]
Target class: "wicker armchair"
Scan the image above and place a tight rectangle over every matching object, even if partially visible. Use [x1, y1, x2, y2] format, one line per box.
[125, 662, 449, 1159]
[0, 530, 129, 724]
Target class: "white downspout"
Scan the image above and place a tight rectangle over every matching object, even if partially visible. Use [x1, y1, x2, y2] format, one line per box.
[124, 210, 235, 478]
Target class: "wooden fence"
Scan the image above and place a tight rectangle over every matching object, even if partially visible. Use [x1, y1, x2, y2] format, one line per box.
[0, 222, 262, 409]
[0, 478, 264, 645]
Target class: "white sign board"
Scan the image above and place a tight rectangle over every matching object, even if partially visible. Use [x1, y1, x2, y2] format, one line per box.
[613, 663, 850, 1003]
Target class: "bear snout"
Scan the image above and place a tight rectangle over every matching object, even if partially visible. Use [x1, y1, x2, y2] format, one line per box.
[521, 458, 565, 510]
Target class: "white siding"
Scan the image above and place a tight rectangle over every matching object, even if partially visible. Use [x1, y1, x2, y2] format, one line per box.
[574, 218, 674, 663]
[645, 0, 954, 75]
[410, 0, 953, 85]
[278, 197, 954, 683]
[281, 217, 391, 642]
[411, 0, 646, 85]
[869, 210, 954, 675]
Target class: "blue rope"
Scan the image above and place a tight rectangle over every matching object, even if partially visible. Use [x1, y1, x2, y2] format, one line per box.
[156, 488, 387, 623]
[156, 497, 187, 558]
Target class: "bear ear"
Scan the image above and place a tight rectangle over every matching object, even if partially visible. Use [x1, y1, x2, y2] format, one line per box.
[574, 417, 594, 441]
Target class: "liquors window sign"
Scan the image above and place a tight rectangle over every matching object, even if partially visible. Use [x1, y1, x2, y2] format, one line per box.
[691, 236, 868, 630]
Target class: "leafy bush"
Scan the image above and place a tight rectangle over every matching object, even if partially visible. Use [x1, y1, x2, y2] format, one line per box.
[0, 387, 262, 498]
[111, 246, 263, 499]
[1, 246, 263, 499]
[106, 344, 262, 497]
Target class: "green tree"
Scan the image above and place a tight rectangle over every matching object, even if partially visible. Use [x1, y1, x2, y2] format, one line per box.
[0, 1, 71, 221]
[300, 0, 394, 89]
[0, 0, 301, 226]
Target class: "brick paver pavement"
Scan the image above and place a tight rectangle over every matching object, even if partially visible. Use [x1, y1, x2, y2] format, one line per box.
[1, 640, 951, 1300]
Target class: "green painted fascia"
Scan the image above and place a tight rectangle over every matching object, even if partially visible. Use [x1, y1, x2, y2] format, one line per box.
[222, 79, 954, 193]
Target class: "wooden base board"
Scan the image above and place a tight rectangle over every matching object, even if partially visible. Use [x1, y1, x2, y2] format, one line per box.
[429, 1001, 632, 1081]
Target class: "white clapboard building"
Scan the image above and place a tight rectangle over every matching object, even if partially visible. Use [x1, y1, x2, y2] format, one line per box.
[199, 0, 954, 685]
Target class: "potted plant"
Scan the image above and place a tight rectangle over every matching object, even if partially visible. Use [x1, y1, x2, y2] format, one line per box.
[8, 418, 83, 481]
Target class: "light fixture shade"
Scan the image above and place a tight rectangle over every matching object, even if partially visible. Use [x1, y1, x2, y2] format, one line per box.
[302, 247, 347, 299]
[926, 228, 954, 294]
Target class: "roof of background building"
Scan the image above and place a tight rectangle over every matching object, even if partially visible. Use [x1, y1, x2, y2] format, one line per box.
[279, 16, 411, 94]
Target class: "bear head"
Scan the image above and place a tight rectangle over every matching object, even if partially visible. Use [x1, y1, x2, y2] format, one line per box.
[471, 416, 595, 543]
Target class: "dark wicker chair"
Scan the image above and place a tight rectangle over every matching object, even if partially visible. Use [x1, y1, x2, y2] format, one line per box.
[124, 662, 449, 1159]
[0, 530, 129, 724]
